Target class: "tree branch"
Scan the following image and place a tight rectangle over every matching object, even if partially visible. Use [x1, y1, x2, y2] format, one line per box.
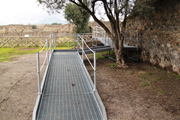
[75, 0, 111, 34]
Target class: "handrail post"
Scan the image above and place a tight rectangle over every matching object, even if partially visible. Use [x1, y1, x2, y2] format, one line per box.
[82, 38, 84, 63]
[53, 33, 54, 51]
[94, 51, 96, 91]
[46, 39, 49, 65]
[92, 29, 94, 47]
[55, 33, 57, 50]
[77, 35, 79, 53]
[105, 31, 106, 46]
[108, 35, 110, 47]
[50, 34, 52, 53]
[36, 52, 41, 95]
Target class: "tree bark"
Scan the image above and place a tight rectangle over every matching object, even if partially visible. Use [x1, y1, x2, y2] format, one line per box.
[107, 19, 127, 68]
[111, 31, 126, 68]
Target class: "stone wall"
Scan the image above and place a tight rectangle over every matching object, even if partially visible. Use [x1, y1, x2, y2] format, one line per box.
[127, 0, 180, 74]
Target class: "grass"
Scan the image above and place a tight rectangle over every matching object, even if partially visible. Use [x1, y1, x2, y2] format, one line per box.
[130, 71, 135, 75]
[138, 74, 149, 80]
[0, 46, 73, 62]
[148, 72, 153, 75]
[91, 51, 109, 60]
[109, 63, 118, 67]
[0, 47, 42, 62]
[96, 53, 105, 59]
[156, 89, 165, 95]
[56, 47, 73, 49]
[141, 82, 149, 87]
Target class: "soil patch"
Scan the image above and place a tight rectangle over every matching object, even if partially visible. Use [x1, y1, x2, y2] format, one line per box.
[85, 56, 180, 120]
[0, 52, 46, 120]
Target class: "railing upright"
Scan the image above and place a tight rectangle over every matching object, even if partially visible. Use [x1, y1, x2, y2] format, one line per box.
[77, 34, 97, 91]
[77, 35, 79, 53]
[46, 39, 49, 65]
[105, 30, 106, 46]
[53, 33, 54, 50]
[82, 38, 84, 63]
[55, 33, 57, 50]
[94, 51, 96, 91]
[36, 52, 42, 95]
[50, 34, 52, 53]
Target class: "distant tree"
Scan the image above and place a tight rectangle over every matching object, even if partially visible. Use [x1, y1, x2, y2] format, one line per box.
[51, 23, 62, 25]
[32, 25, 37, 29]
[38, 0, 157, 67]
[64, 3, 90, 33]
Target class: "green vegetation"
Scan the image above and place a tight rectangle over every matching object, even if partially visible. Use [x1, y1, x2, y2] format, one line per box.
[0, 46, 73, 62]
[172, 73, 180, 80]
[96, 53, 105, 59]
[56, 47, 73, 49]
[32, 25, 37, 29]
[156, 89, 165, 95]
[64, 2, 90, 33]
[141, 82, 149, 87]
[148, 72, 153, 75]
[51, 23, 62, 25]
[90, 51, 110, 60]
[0, 47, 41, 62]
[138, 74, 149, 80]
[38, 0, 158, 67]
[109, 63, 118, 67]
[130, 71, 135, 75]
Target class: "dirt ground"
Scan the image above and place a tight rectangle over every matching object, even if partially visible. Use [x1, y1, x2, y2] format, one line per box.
[0, 52, 180, 120]
[85, 55, 180, 120]
[0, 52, 46, 120]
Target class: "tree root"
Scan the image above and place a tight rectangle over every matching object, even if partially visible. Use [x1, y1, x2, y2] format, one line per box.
[116, 62, 128, 68]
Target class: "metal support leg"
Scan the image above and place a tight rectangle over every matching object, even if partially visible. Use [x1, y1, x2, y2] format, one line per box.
[105, 31, 106, 46]
[82, 39, 84, 63]
[53, 33, 54, 51]
[36, 52, 41, 95]
[55, 33, 57, 50]
[50, 34, 52, 53]
[46, 39, 49, 65]
[94, 52, 96, 91]
[77, 35, 79, 53]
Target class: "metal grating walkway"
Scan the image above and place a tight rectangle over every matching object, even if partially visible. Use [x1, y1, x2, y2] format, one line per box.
[36, 51, 104, 120]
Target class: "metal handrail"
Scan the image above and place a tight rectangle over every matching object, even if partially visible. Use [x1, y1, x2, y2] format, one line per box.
[33, 33, 54, 120]
[39, 41, 47, 53]
[77, 34, 96, 91]
[36, 33, 53, 95]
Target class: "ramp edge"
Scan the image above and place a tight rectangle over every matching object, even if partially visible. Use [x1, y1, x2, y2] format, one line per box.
[77, 52, 107, 120]
[32, 50, 54, 120]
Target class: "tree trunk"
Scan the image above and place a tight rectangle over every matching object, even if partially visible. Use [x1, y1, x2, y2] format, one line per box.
[111, 30, 127, 68]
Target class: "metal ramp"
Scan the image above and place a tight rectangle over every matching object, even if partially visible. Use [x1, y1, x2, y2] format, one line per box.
[33, 35, 107, 120]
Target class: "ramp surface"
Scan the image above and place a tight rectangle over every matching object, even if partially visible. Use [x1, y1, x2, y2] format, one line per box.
[36, 52, 104, 120]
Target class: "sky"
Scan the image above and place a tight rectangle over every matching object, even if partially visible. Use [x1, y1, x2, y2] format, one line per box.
[0, 0, 67, 25]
